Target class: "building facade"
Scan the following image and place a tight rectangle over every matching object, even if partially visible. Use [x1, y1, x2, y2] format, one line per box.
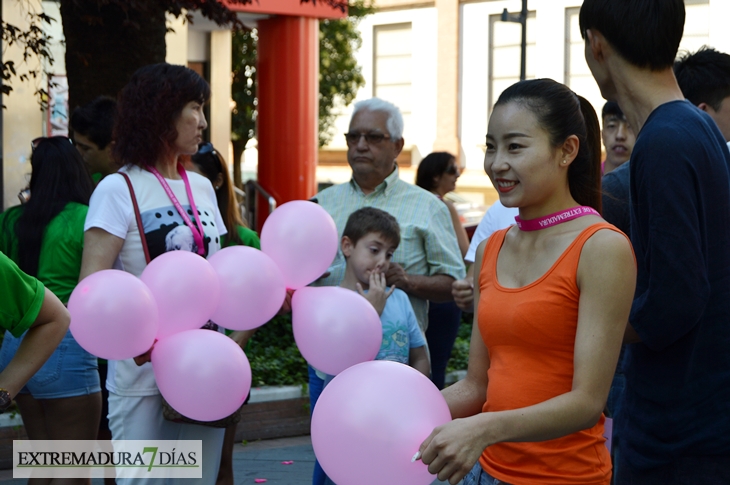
[317, 0, 730, 206]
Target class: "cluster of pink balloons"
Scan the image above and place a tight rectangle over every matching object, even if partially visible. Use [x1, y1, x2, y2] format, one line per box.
[261, 202, 382, 375]
[69, 199, 450, 473]
[68, 250, 258, 421]
[67, 200, 368, 422]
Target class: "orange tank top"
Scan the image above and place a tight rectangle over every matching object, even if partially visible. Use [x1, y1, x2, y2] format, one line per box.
[477, 223, 621, 485]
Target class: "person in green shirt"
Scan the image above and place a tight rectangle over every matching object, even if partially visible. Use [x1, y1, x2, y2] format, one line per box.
[188, 142, 261, 485]
[0, 252, 70, 413]
[0, 137, 101, 466]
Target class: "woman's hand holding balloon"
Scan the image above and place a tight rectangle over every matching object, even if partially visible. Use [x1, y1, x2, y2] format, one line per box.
[418, 415, 494, 485]
[133, 345, 155, 366]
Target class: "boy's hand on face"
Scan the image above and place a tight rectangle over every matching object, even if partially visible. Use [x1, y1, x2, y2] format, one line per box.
[357, 271, 395, 315]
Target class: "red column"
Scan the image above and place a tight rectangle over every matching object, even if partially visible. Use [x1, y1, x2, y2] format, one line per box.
[256, 16, 319, 232]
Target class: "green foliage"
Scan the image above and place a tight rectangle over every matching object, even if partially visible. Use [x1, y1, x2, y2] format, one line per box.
[247, 310, 472, 387]
[445, 315, 472, 374]
[318, 0, 374, 146]
[1, 10, 56, 107]
[231, 28, 257, 149]
[245, 313, 309, 387]
[230, 0, 374, 154]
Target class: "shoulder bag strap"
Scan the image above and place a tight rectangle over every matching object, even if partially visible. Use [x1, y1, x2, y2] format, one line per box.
[120, 172, 151, 264]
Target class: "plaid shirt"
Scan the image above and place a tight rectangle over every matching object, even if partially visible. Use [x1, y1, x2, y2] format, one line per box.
[313, 166, 466, 331]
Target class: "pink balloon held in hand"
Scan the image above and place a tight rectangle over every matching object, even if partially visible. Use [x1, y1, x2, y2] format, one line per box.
[208, 246, 286, 331]
[68, 270, 159, 360]
[311, 361, 452, 485]
[152, 329, 251, 422]
[292, 287, 382, 376]
[140, 250, 220, 340]
[261, 201, 338, 290]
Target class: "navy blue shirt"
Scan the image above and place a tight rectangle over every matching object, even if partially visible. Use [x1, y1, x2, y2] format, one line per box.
[617, 100, 730, 469]
[601, 161, 630, 237]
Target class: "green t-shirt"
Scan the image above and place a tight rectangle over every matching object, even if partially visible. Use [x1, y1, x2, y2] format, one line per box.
[221, 224, 261, 250]
[0, 202, 87, 304]
[0, 252, 45, 337]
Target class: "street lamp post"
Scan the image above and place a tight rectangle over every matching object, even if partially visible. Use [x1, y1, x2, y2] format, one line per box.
[501, 0, 528, 81]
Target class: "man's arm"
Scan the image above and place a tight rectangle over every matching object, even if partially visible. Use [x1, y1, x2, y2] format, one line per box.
[623, 322, 641, 344]
[390, 200, 465, 302]
[628, 138, 715, 351]
[385, 263, 455, 302]
[452, 265, 476, 312]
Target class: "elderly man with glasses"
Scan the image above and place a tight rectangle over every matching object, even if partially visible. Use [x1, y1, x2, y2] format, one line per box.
[313, 97, 465, 332]
[309, 97, 465, 485]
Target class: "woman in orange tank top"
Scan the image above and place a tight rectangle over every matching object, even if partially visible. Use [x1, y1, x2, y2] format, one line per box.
[417, 79, 636, 485]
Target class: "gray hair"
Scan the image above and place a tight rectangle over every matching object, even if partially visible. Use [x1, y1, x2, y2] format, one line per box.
[351, 97, 404, 140]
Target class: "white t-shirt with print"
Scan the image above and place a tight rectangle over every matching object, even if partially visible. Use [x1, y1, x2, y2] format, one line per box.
[85, 164, 227, 397]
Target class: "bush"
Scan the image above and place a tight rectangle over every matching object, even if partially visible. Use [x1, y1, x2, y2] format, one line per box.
[445, 313, 472, 374]
[245, 313, 309, 387]
[245, 310, 473, 387]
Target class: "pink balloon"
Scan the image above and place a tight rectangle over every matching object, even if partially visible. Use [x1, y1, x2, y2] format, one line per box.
[151, 329, 251, 422]
[69, 270, 158, 360]
[140, 250, 220, 340]
[292, 286, 382, 375]
[312, 360, 452, 485]
[208, 246, 286, 330]
[261, 201, 338, 289]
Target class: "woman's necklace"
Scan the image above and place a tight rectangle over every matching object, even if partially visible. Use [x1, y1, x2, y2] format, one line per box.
[148, 163, 206, 255]
[515, 206, 600, 231]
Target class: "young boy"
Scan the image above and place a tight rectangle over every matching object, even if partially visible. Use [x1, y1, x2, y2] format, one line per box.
[314, 208, 430, 485]
[338, 206, 430, 376]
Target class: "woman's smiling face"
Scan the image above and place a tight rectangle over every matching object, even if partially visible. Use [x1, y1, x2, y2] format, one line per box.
[484, 101, 565, 209]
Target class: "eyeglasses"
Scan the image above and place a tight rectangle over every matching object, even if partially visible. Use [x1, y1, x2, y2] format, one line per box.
[344, 132, 392, 146]
[18, 188, 30, 204]
[197, 142, 216, 156]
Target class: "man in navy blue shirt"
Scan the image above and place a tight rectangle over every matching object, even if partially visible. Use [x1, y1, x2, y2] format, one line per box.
[581, 1, 730, 483]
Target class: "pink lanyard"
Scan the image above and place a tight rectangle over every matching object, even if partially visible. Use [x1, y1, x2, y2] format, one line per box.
[148, 163, 206, 256]
[515, 206, 600, 231]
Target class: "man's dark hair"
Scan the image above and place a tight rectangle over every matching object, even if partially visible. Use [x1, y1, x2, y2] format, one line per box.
[579, 0, 685, 70]
[674, 47, 730, 111]
[343, 207, 400, 248]
[602, 101, 625, 120]
[69, 96, 117, 149]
